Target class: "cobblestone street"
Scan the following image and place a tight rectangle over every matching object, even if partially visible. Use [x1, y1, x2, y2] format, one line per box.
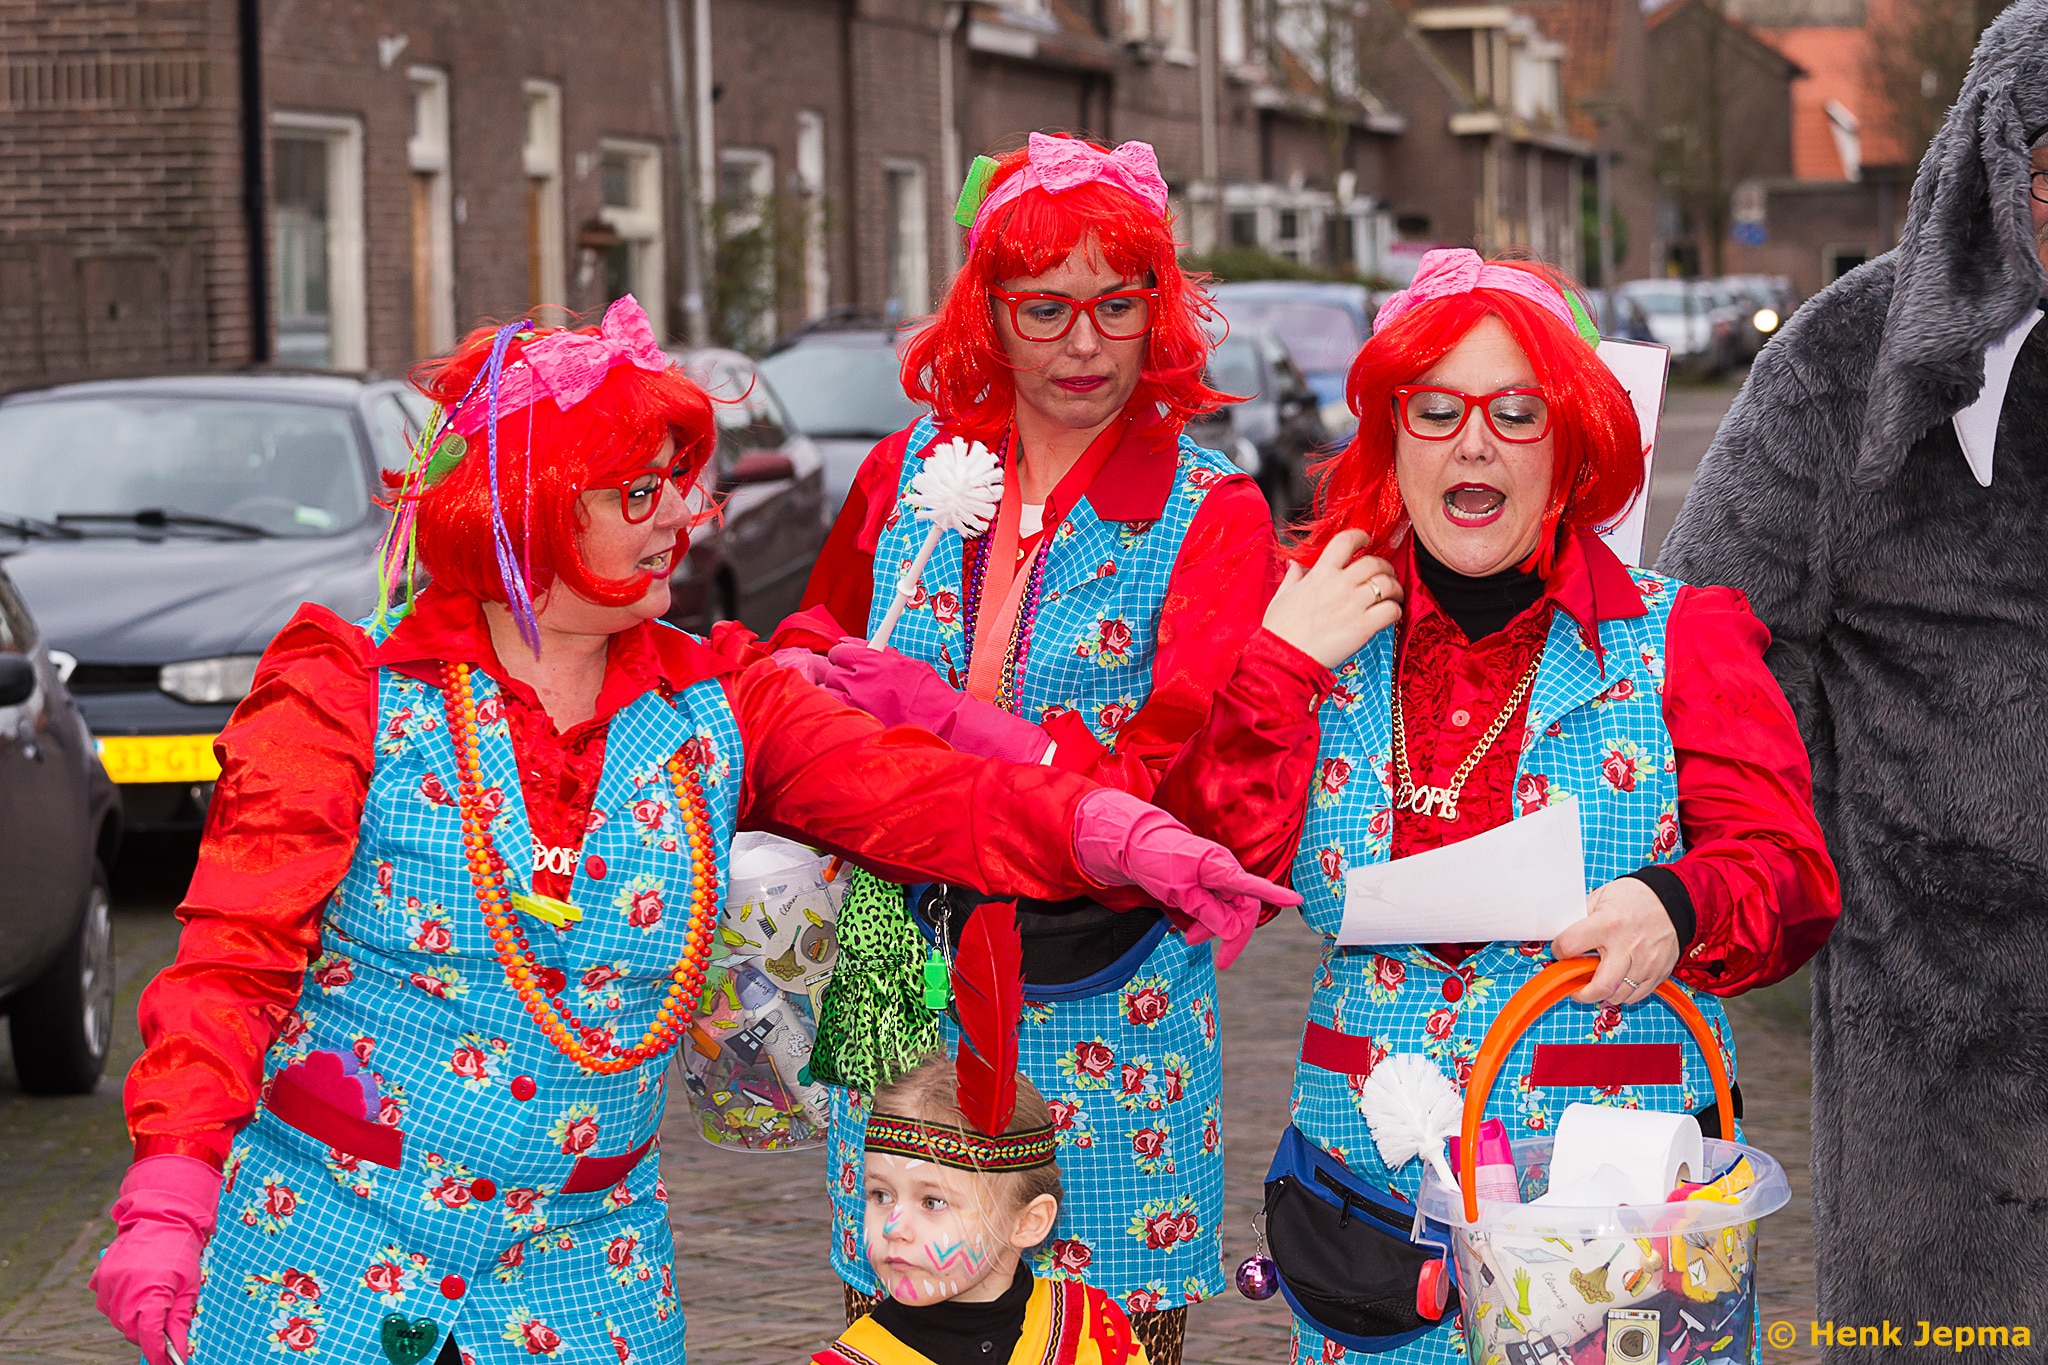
[0, 380, 1830, 1363]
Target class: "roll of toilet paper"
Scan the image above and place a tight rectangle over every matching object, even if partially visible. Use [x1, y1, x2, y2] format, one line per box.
[1536, 1103, 1704, 1206]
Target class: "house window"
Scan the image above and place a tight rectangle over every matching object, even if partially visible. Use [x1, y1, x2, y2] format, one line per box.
[523, 80, 565, 312]
[796, 111, 829, 320]
[1159, 0, 1194, 59]
[599, 140, 664, 323]
[717, 147, 777, 350]
[884, 160, 929, 320]
[1220, 0, 1247, 65]
[1122, 0, 1151, 42]
[1227, 210, 1260, 248]
[408, 67, 455, 357]
[1823, 245, 1868, 285]
[272, 112, 366, 369]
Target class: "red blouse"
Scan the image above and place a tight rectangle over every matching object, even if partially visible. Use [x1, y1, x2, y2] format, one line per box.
[1155, 532, 1840, 995]
[800, 411, 1281, 799]
[127, 588, 1112, 1167]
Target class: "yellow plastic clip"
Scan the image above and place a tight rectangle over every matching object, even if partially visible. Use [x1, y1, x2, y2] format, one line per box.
[511, 891, 582, 929]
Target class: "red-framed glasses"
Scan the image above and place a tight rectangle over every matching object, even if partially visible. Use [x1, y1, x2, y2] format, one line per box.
[990, 287, 1159, 342]
[1392, 385, 1553, 444]
[596, 463, 694, 523]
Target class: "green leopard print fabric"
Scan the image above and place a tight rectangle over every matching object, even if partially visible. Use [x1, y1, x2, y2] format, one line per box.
[809, 868, 938, 1092]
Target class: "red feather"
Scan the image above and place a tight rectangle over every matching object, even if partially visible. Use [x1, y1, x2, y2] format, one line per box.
[951, 901, 1024, 1137]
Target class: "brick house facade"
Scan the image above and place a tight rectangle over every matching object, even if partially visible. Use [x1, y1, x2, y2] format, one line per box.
[3, 0, 1660, 385]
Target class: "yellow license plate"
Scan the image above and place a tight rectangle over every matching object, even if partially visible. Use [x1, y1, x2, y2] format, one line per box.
[96, 734, 222, 785]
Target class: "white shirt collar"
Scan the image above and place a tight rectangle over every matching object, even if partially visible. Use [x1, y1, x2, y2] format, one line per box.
[1951, 308, 2044, 487]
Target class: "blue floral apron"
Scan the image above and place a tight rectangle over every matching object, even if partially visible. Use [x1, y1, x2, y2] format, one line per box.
[826, 417, 1243, 1313]
[1283, 571, 1739, 1365]
[192, 629, 743, 1364]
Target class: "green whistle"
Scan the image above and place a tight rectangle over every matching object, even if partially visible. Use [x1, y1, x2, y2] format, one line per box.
[921, 951, 951, 1011]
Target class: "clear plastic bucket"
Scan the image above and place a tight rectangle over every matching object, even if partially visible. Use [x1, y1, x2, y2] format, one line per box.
[675, 833, 845, 1151]
[1417, 1135, 1789, 1365]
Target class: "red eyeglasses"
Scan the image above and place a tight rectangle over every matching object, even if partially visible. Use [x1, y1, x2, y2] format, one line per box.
[990, 287, 1158, 342]
[595, 463, 695, 523]
[1392, 386, 1553, 444]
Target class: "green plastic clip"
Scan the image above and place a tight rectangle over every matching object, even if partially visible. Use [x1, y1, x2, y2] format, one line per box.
[921, 950, 951, 1011]
[954, 154, 1000, 228]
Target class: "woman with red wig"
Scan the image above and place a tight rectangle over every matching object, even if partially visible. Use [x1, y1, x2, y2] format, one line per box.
[1153, 251, 1839, 1364]
[795, 134, 1280, 1360]
[88, 297, 1291, 1365]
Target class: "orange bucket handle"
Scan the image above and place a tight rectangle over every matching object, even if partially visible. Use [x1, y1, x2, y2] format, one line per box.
[1457, 958, 1734, 1223]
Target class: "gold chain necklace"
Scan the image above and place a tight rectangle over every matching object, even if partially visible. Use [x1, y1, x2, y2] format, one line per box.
[1389, 647, 1543, 823]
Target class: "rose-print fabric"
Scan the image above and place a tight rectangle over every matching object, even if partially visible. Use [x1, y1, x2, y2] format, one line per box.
[189, 664, 746, 1363]
[826, 416, 1244, 1309]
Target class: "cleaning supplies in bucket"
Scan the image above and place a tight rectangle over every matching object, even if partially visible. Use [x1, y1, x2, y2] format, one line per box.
[1534, 1104, 1705, 1207]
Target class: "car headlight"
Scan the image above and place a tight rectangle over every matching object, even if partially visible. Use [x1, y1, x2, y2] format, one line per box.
[1752, 307, 1780, 333]
[160, 655, 262, 704]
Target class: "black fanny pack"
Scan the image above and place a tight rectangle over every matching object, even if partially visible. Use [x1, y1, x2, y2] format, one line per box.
[913, 884, 1166, 993]
[1263, 1124, 1460, 1354]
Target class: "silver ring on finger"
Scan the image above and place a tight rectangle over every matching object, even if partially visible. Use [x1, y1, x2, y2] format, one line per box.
[1621, 975, 1642, 992]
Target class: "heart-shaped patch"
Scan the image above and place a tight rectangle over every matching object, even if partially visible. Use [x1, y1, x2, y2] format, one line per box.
[380, 1312, 440, 1365]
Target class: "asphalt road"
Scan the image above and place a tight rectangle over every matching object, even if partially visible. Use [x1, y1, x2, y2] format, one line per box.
[0, 373, 1827, 1365]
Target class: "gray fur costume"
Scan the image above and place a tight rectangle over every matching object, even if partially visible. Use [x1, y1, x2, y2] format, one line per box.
[1658, 2, 2048, 1352]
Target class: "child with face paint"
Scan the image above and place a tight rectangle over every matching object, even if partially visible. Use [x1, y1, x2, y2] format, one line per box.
[815, 905, 1146, 1365]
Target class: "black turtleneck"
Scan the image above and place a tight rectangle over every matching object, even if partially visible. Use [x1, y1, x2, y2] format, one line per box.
[1411, 538, 1545, 642]
[1405, 537, 1697, 947]
[869, 1262, 1035, 1365]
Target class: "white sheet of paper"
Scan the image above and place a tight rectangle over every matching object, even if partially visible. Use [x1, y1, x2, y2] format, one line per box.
[1338, 797, 1588, 946]
[1594, 338, 1672, 568]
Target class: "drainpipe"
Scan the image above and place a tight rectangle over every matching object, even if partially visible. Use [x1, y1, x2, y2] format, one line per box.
[1196, 0, 1220, 255]
[692, 0, 716, 270]
[938, 2, 964, 277]
[663, 0, 707, 345]
[238, 0, 270, 363]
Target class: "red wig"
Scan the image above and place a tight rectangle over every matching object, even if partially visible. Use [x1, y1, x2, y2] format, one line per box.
[406, 319, 717, 608]
[1293, 260, 1643, 576]
[900, 135, 1230, 440]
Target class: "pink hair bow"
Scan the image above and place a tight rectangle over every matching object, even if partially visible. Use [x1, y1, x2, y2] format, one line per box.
[1371, 248, 1579, 336]
[450, 294, 670, 436]
[968, 132, 1170, 248]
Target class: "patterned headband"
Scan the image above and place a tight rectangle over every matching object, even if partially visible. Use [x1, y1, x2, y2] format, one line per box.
[867, 1113, 1059, 1173]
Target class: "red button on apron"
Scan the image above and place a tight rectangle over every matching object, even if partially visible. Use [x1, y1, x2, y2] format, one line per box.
[510, 1075, 537, 1101]
[1441, 975, 1464, 1002]
[585, 854, 607, 880]
[441, 1275, 467, 1299]
[470, 1178, 497, 1201]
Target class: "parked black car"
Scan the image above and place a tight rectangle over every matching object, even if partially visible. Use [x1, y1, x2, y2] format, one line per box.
[757, 316, 924, 523]
[667, 349, 829, 635]
[0, 373, 416, 832]
[1187, 326, 1330, 519]
[0, 559, 122, 1093]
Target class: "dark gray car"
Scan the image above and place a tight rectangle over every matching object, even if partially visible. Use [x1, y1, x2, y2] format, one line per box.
[0, 561, 122, 1093]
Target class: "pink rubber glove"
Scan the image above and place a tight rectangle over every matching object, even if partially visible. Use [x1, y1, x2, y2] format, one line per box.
[772, 646, 834, 687]
[1071, 788, 1300, 969]
[91, 1154, 220, 1365]
[825, 641, 1053, 767]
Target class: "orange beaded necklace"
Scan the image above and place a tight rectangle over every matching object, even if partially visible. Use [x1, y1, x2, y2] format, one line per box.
[444, 661, 718, 1074]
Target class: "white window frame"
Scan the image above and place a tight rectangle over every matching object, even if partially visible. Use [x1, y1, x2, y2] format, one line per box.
[407, 67, 455, 354]
[1219, 0, 1248, 66]
[523, 80, 565, 311]
[1122, 0, 1151, 42]
[883, 158, 930, 319]
[271, 111, 366, 370]
[599, 139, 665, 321]
[1159, 0, 1195, 62]
[795, 110, 830, 321]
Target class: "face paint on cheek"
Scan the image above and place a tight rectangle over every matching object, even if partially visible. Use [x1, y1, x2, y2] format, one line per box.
[920, 1237, 991, 1276]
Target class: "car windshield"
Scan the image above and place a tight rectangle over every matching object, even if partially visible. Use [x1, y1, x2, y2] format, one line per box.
[758, 341, 922, 439]
[1626, 283, 1690, 317]
[1215, 301, 1360, 373]
[1208, 338, 1263, 398]
[0, 395, 370, 537]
